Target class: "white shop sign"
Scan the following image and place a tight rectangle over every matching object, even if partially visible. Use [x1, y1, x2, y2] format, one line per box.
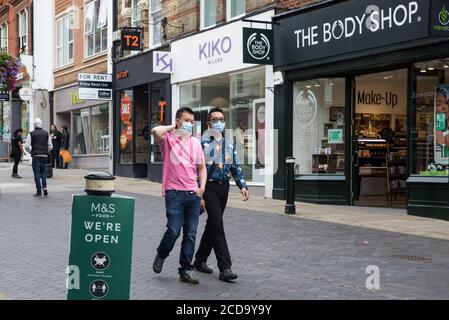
[171, 10, 273, 84]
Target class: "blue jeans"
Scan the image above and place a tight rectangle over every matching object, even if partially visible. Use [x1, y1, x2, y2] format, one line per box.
[157, 190, 201, 272]
[32, 157, 47, 193]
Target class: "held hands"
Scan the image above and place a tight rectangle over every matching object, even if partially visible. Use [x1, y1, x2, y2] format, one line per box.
[241, 188, 249, 201]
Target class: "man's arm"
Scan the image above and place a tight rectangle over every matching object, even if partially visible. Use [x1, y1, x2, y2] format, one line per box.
[151, 125, 175, 144]
[25, 134, 32, 153]
[196, 159, 207, 198]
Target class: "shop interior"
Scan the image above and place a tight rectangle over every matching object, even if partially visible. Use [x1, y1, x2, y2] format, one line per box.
[353, 69, 407, 208]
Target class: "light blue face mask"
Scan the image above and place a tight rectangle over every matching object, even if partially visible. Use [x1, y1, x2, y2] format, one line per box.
[212, 121, 226, 133]
[181, 122, 193, 134]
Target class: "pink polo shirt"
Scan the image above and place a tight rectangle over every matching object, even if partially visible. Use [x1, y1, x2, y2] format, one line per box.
[159, 131, 205, 195]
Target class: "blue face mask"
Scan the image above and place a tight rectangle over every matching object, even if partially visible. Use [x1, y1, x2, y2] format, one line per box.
[181, 122, 193, 134]
[212, 121, 226, 133]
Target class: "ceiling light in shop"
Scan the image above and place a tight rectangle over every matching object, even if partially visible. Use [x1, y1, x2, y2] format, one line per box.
[444, 64, 449, 69]
[428, 66, 435, 71]
[315, 82, 320, 87]
[306, 85, 312, 89]
[420, 67, 427, 73]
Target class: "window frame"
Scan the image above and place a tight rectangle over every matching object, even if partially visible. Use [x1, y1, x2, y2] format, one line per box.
[84, 0, 108, 58]
[55, 13, 74, 68]
[200, 0, 216, 30]
[131, 0, 142, 27]
[149, 0, 162, 48]
[0, 23, 8, 52]
[226, 0, 246, 22]
[17, 9, 28, 54]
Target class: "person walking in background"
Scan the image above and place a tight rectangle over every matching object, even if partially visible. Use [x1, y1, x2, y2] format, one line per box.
[11, 128, 24, 179]
[151, 107, 207, 285]
[60, 125, 70, 169]
[50, 124, 62, 168]
[194, 108, 249, 282]
[25, 119, 53, 197]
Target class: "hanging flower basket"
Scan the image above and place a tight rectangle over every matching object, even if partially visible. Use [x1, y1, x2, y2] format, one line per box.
[0, 51, 21, 92]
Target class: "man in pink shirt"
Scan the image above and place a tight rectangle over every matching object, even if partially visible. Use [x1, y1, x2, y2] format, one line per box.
[151, 107, 207, 285]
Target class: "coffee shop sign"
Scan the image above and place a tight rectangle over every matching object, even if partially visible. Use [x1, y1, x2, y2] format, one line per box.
[295, 2, 421, 48]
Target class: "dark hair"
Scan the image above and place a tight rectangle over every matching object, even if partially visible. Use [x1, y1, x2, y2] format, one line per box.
[176, 107, 194, 119]
[62, 125, 68, 131]
[207, 107, 225, 121]
[13, 128, 23, 137]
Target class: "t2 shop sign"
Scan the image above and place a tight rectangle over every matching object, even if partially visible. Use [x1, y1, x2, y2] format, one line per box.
[275, 0, 431, 66]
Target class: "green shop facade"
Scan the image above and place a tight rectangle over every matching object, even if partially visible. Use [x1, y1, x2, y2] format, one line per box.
[273, 0, 449, 219]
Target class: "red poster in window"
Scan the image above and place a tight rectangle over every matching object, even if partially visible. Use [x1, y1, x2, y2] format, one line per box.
[120, 131, 128, 150]
[120, 93, 132, 124]
[126, 124, 133, 141]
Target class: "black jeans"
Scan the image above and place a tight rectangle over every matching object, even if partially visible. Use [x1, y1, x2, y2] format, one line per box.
[51, 149, 61, 168]
[195, 181, 231, 272]
[12, 153, 21, 175]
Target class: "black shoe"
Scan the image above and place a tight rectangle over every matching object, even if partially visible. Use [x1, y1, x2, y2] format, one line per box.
[219, 268, 238, 282]
[193, 261, 213, 274]
[33, 192, 42, 197]
[12, 174, 22, 179]
[179, 269, 199, 285]
[153, 254, 165, 274]
[43, 190, 48, 197]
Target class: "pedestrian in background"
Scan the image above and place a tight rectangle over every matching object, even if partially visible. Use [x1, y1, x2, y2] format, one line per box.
[194, 108, 249, 282]
[11, 128, 24, 179]
[25, 119, 53, 197]
[151, 107, 207, 285]
[50, 124, 62, 168]
[60, 125, 70, 169]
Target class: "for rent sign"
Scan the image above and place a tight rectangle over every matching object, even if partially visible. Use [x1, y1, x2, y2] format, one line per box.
[67, 195, 135, 300]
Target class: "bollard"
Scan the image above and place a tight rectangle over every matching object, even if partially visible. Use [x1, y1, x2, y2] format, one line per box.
[84, 171, 116, 196]
[285, 157, 296, 214]
[67, 172, 135, 300]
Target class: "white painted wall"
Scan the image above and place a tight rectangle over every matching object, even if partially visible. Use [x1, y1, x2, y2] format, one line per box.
[33, 0, 54, 92]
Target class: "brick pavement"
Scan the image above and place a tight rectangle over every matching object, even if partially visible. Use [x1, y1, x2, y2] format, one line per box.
[0, 163, 449, 300]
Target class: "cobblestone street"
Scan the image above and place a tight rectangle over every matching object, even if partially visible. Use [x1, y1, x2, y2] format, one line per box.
[1, 163, 449, 300]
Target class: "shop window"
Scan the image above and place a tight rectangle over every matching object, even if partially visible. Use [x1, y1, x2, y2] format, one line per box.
[119, 90, 134, 164]
[412, 59, 449, 176]
[84, 0, 108, 57]
[17, 9, 28, 54]
[227, 0, 245, 21]
[179, 68, 266, 182]
[150, 82, 168, 163]
[292, 78, 346, 175]
[56, 14, 73, 68]
[72, 104, 109, 155]
[1, 102, 11, 142]
[135, 85, 149, 164]
[0, 23, 8, 52]
[201, 0, 216, 30]
[91, 104, 109, 154]
[21, 102, 29, 138]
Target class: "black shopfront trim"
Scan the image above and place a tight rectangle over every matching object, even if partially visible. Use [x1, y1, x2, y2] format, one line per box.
[114, 48, 171, 180]
[273, 40, 449, 220]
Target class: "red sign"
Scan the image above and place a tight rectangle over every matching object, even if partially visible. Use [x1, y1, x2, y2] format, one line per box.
[126, 124, 133, 141]
[120, 131, 128, 150]
[120, 93, 132, 124]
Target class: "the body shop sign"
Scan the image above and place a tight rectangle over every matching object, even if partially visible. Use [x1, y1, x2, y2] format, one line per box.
[171, 11, 273, 83]
[275, 0, 432, 66]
